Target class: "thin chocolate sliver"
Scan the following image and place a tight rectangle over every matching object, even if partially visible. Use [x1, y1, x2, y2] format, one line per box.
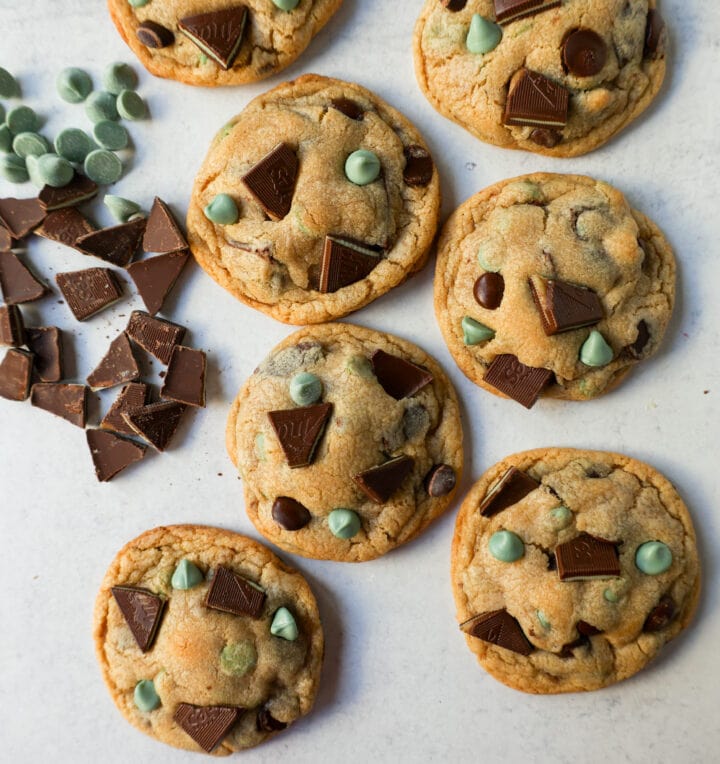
[330, 98, 364, 120]
[75, 217, 146, 268]
[25, 327, 63, 382]
[178, 7, 248, 70]
[460, 609, 534, 655]
[0, 197, 46, 239]
[56, 268, 122, 321]
[0, 225, 12, 251]
[123, 401, 186, 452]
[242, 143, 298, 220]
[403, 145, 434, 187]
[38, 173, 98, 211]
[126, 310, 186, 365]
[0, 304, 24, 346]
[174, 703, 243, 753]
[643, 595, 676, 632]
[110, 585, 165, 652]
[256, 707, 287, 733]
[101, 382, 150, 436]
[143, 197, 187, 254]
[425, 464, 457, 497]
[371, 349, 433, 400]
[86, 428, 147, 482]
[0, 348, 33, 400]
[30, 383, 87, 428]
[483, 354, 552, 409]
[0, 251, 49, 304]
[87, 333, 140, 390]
[529, 276, 603, 335]
[35, 207, 95, 250]
[161, 345, 206, 407]
[268, 402, 333, 468]
[494, 0, 560, 25]
[479, 466, 539, 517]
[556, 533, 620, 581]
[205, 566, 266, 618]
[128, 250, 189, 315]
[319, 236, 379, 293]
[354, 455, 414, 504]
[503, 69, 569, 129]
[272, 497, 312, 531]
[137, 20, 174, 49]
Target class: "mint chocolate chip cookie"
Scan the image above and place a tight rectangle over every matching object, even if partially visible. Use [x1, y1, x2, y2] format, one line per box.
[94, 525, 323, 754]
[227, 323, 463, 561]
[452, 449, 700, 693]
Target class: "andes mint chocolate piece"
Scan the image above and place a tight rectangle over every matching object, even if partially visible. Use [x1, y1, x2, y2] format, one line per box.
[529, 276, 603, 335]
[75, 217, 146, 267]
[644, 9, 665, 58]
[556, 533, 620, 581]
[56, 268, 122, 321]
[460, 609, 534, 655]
[34, 207, 95, 249]
[330, 98, 364, 120]
[205, 565, 266, 618]
[271, 497, 312, 531]
[0, 348, 33, 400]
[127, 250, 189, 315]
[38, 173, 98, 211]
[0, 304, 24, 346]
[86, 428, 147, 481]
[25, 326, 62, 382]
[562, 29, 607, 77]
[483, 354, 552, 409]
[494, 0, 560, 25]
[643, 595, 676, 632]
[424, 464, 457, 497]
[268, 402, 333, 468]
[174, 703, 243, 753]
[125, 310, 186, 364]
[30, 383, 87, 427]
[576, 620, 602, 637]
[0, 251, 49, 304]
[627, 319, 650, 358]
[530, 127, 562, 148]
[178, 7, 248, 69]
[161, 345, 206, 407]
[101, 382, 150, 436]
[371, 349, 433, 400]
[503, 69, 569, 129]
[142, 197, 187, 254]
[256, 707, 287, 733]
[319, 235, 379, 293]
[479, 466, 539, 516]
[403, 145, 434, 187]
[87, 332, 140, 390]
[137, 20, 175, 49]
[110, 585, 165, 652]
[242, 143, 298, 220]
[354, 455, 414, 504]
[441, 0, 467, 10]
[474, 272, 504, 309]
[0, 197, 46, 238]
[123, 401, 186, 451]
[0, 225, 12, 251]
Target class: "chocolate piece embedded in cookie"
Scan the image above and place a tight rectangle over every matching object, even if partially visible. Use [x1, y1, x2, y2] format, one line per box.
[136, 20, 174, 49]
[503, 69, 569, 129]
[268, 403, 332, 468]
[205, 565, 266, 618]
[555, 533, 620, 581]
[354, 455, 414, 504]
[529, 277, 603, 335]
[371, 349, 433, 400]
[110, 585, 165, 652]
[56, 268, 122, 321]
[178, 8, 248, 70]
[241, 142, 298, 221]
[483, 354, 552, 409]
[479, 467, 539, 517]
[460, 609, 534, 655]
[319, 236, 379, 293]
[174, 703, 243, 753]
[494, 0, 560, 25]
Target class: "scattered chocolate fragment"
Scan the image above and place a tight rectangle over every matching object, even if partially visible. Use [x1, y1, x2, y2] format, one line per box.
[101, 382, 150, 436]
[137, 20, 175, 49]
[627, 319, 650, 359]
[126, 310, 186, 364]
[0, 197, 46, 239]
[530, 127, 562, 148]
[403, 145, 434, 187]
[271, 497, 312, 531]
[110, 585, 165, 652]
[56, 268, 122, 321]
[127, 250, 189, 315]
[479, 466, 539, 516]
[483, 354, 552, 408]
[143, 197, 187, 254]
[86, 428, 147, 481]
[38, 172, 98, 211]
[460, 609, 534, 655]
[87, 332, 140, 390]
[371, 349, 433, 400]
[268, 402, 333, 468]
[441, 0, 467, 11]
[0, 347, 33, 400]
[643, 595, 676, 632]
[503, 69, 569, 129]
[555, 533, 620, 581]
[0, 304, 24, 346]
[30, 383, 87, 428]
[75, 217, 146, 268]
[424, 464, 457, 497]
[494, 0, 560, 25]
[354, 455, 414, 504]
[174, 703, 243, 754]
[529, 276, 603, 335]
[576, 620, 602, 637]
[474, 272, 504, 309]
[178, 7, 248, 70]
[242, 143, 298, 221]
[330, 98, 364, 120]
[205, 565, 266, 618]
[161, 345, 206, 407]
[319, 235, 379, 293]
[0, 225, 12, 251]
[562, 29, 607, 77]
[0, 251, 49, 304]
[123, 401, 186, 451]
[25, 326, 62, 382]
[256, 707, 287, 733]
[34, 207, 95, 250]
[644, 9, 665, 58]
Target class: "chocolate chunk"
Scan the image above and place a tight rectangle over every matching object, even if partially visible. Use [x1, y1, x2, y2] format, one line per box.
[56, 268, 122, 321]
[205, 565, 266, 618]
[0, 197, 46, 239]
[529, 276, 603, 335]
[319, 235, 379, 293]
[503, 69, 569, 129]
[35, 207, 95, 250]
[0, 225, 12, 251]
[25, 327, 62, 382]
[268, 403, 333, 468]
[494, 0, 560, 25]
[371, 349, 433, 400]
[87, 332, 140, 390]
[143, 197, 187, 254]
[242, 143, 298, 220]
[127, 250, 189, 315]
[30, 383, 87, 427]
[0, 304, 24, 346]
[331, 98, 364, 120]
[530, 127, 562, 148]
[558, 635, 589, 658]
[644, 9, 665, 58]
[38, 173, 98, 211]
[627, 319, 650, 359]
[555, 533, 620, 580]
[75, 217, 146, 268]
[272, 497, 312, 531]
[123, 401, 186, 451]
[483, 354, 552, 408]
[441, 0, 467, 10]
[474, 272, 504, 309]
[576, 620, 602, 637]
[137, 20, 175, 49]
[403, 145, 434, 187]
[86, 428, 147, 481]
[402, 403, 429, 439]
[178, 7, 248, 69]
[0, 251, 49, 304]
[643, 595, 676, 632]
[424, 464, 457, 497]
[161, 345, 206, 407]
[101, 382, 150, 436]
[125, 310, 186, 364]
[562, 29, 607, 77]
[479, 466, 539, 516]
[174, 703, 243, 753]
[110, 585, 165, 652]
[354, 455, 414, 504]
[0, 348, 33, 400]
[460, 609, 534, 655]
[256, 707, 287, 733]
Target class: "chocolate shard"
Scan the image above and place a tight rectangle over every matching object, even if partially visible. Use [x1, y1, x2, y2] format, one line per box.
[174, 703, 243, 753]
[558, 635, 589, 658]
[403, 145, 434, 187]
[256, 707, 287, 733]
[0, 304, 24, 346]
[34, 207, 95, 250]
[178, 7, 248, 70]
[101, 382, 150, 436]
[0, 348, 33, 400]
[56, 268, 123, 321]
[0, 251, 50, 304]
[483, 354, 552, 409]
[479, 466, 539, 516]
[86, 428, 147, 482]
[110, 585, 165, 652]
[75, 217, 146, 268]
[371, 349, 433, 400]
[0, 225, 12, 251]
[87, 333, 140, 390]
[38, 172, 98, 211]
[556, 533, 620, 581]
[529, 276, 603, 335]
[494, 0, 560, 25]
[161, 345, 206, 407]
[460, 609, 534, 655]
[354, 455, 414, 504]
[576, 620, 602, 637]
[123, 401, 186, 452]
[268, 403, 333, 468]
[242, 143, 298, 220]
[126, 310, 186, 365]
[205, 565, 266, 618]
[503, 69, 569, 129]
[25, 327, 63, 382]
[128, 250, 189, 316]
[272, 497, 312, 531]
[136, 20, 175, 49]
[643, 595, 676, 632]
[143, 197, 187, 254]
[319, 235, 379, 293]
[330, 98, 364, 120]
[425, 464, 457, 497]
[0, 197, 46, 239]
[30, 383, 87, 428]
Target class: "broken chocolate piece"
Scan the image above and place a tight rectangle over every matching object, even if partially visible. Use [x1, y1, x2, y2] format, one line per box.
[137, 20, 175, 49]
[371, 349, 433, 400]
[483, 354, 552, 409]
[424, 464, 457, 497]
[161, 345, 206, 407]
[644, 9, 665, 58]
[38, 173, 98, 211]
[272, 497, 312, 531]
[0, 251, 49, 304]
[101, 382, 150, 436]
[86, 428, 147, 481]
[143, 197, 187, 254]
[576, 620, 602, 637]
[503, 69, 569, 129]
[34, 207, 95, 250]
[331, 98, 364, 120]
[529, 276, 603, 335]
[30, 383, 87, 428]
[0, 304, 24, 346]
[479, 466, 540, 516]
[110, 585, 165, 652]
[268, 402, 333, 468]
[354, 455, 414, 504]
[643, 595, 676, 632]
[460, 609, 534, 655]
[174, 703, 243, 754]
[242, 143, 298, 220]
[205, 565, 266, 618]
[56, 268, 122, 321]
[562, 29, 607, 77]
[25, 327, 63, 382]
[319, 235, 379, 293]
[126, 310, 186, 364]
[494, 0, 560, 25]
[474, 272, 504, 310]
[127, 250, 189, 315]
[0, 225, 12, 251]
[0, 197, 46, 239]
[556, 533, 620, 581]
[403, 145, 434, 187]
[0, 348, 33, 400]
[86, 332, 140, 390]
[441, 0, 467, 11]
[123, 401, 186, 451]
[75, 217, 146, 268]
[558, 634, 589, 658]
[256, 707, 287, 733]
[178, 7, 248, 70]
[627, 319, 650, 358]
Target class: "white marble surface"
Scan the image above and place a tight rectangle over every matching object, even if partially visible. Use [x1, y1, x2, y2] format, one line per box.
[1, 1, 719, 762]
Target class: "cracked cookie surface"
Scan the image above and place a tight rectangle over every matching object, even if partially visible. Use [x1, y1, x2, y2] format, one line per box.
[413, 0, 666, 157]
[227, 323, 463, 561]
[434, 173, 675, 404]
[187, 74, 441, 324]
[452, 448, 700, 693]
[94, 525, 323, 755]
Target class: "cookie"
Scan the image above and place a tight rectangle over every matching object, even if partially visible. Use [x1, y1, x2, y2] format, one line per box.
[187, 74, 441, 324]
[414, 1, 667, 157]
[107, 0, 342, 86]
[94, 525, 323, 754]
[227, 323, 463, 561]
[452, 448, 700, 693]
[434, 173, 675, 406]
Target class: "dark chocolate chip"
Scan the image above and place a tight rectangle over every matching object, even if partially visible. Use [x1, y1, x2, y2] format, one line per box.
[479, 466, 539, 516]
[627, 319, 650, 359]
[441, 0, 467, 10]
[644, 9, 665, 58]
[331, 98, 364, 120]
[272, 497, 312, 531]
[268, 403, 333, 468]
[174, 704, 243, 753]
[242, 143, 298, 221]
[503, 69, 569, 129]
[110, 585, 165, 651]
[576, 620, 602, 637]
[86, 428, 147, 481]
[205, 566, 266, 618]
[371, 349, 433, 400]
[178, 8, 248, 69]
[0, 347, 33, 400]
[30, 383, 87, 428]
[161, 345, 206, 407]
[425, 464, 457, 497]
[403, 145, 434, 187]
[256, 707, 287, 733]
[643, 595, 676, 632]
[125, 310, 186, 364]
[555, 533, 620, 581]
[123, 401, 186, 452]
[56, 268, 122, 321]
[483, 354, 552, 409]
[137, 20, 175, 49]
[529, 128, 562, 148]
[402, 403, 429, 440]
[354, 455, 414, 504]
[460, 609, 534, 655]
[562, 29, 607, 77]
[473, 272, 504, 309]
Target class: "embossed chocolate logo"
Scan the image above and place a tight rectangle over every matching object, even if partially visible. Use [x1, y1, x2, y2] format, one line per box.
[242, 143, 299, 220]
[268, 402, 333, 468]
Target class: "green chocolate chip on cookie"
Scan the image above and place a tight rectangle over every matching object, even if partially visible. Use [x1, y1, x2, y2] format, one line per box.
[635, 541, 672, 575]
[56, 67, 93, 103]
[171, 559, 204, 590]
[461, 316, 495, 345]
[220, 642, 257, 676]
[466, 15, 502, 54]
[328, 508, 361, 539]
[134, 679, 160, 711]
[270, 607, 299, 641]
[603, 588, 620, 603]
[549, 505, 573, 527]
[580, 330, 613, 366]
[204, 193, 239, 224]
[488, 530, 524, 562]
[273, 0, 301, 9]
[344, 149, 381, 186]
[536, 610, 551, 630]
[289, 372, 322, 406]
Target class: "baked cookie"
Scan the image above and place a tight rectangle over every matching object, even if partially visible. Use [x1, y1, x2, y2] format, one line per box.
[452, 448, 700, 693]
[414, 0, 667, 157]
[107, 0, 342, 86]
[94, 525, 323, 755]
[187, 74, 441, 324]
[227, 323, 463, 561]
[434, 173, 675, 407]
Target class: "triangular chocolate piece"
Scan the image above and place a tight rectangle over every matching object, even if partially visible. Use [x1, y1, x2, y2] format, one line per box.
[25, 326, 63, 382]
[529, 276, 603, 335]
[110, 585, 165, 651]
[460, 609, 534, 655]
[75, 217, 146, 267]
[161, 345, 206, 407]
[126, 310, 186, 364]
[268, 402, 332, 468]
[555, 533, 620, 580]
[371, 349, 433, 400]
[0, 304, 24, 346]
[30, 383, 87, 428]
[87, 333, 140, 390]
[123, 401, 186, 451]
[494, 0, 560, 25]
[0, 251, 49, 304]
[483, 354, 552, 409]
[127, 250, 189, 315]
[86, 428, 147, 482]
[35, 208, 95, 250]
[178, 7, 248, 70]
[174, 703, 243, 753]
[0, 348, 33, 401]
[0, 197, 46, 238]
[38, 173, 98, 211]
[242, 143, 298, 220]
[101, 382, 150, 436]
[354, 455, 414, 503]
[142, 197, 187, 254]
[319, 236, 379, 293]
[56, 268, 122, 321]
[205, 566, 266, 618]
[479, 466, 540, 516]
[0, 225, 12, 252]
[503, 68, 568, 128]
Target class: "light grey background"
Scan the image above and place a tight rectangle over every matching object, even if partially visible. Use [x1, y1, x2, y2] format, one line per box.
[1, 1, 718, 762]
